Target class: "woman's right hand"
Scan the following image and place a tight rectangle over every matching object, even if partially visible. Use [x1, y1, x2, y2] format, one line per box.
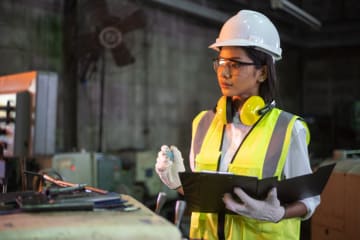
[155, 145, 185, 190]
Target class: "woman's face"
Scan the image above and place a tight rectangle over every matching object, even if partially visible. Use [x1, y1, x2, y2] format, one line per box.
[215, 46, 266, 100]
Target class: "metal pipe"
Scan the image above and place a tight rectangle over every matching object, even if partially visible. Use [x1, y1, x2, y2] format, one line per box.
[24, 170, 108, 195]
[148, 0, 229, 23]
[42, 174, 108, 195]
[271, 0, 321, 30]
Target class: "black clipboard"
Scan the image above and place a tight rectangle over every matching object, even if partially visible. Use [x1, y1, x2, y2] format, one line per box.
[179, 163, 336, 213]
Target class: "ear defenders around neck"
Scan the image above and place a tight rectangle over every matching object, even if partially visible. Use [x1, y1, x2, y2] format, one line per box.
[215, 96, 234, 124]
[240, 96, 266, 126]
[216, 96, 274, 126]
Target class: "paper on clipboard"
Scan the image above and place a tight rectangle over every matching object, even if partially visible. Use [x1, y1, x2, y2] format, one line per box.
[179, 163, 335, 213]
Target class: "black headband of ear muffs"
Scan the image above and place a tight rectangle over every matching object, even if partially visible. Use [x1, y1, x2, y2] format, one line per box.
[257, 100, 276, 115]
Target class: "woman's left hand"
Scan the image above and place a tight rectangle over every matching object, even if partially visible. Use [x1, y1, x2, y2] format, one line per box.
[223, 187, 285, 223]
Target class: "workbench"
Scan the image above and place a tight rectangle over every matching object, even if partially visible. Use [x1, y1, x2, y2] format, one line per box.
[0, 194, 182, 240]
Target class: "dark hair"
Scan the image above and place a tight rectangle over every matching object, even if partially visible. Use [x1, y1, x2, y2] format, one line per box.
[243, 47, 277, 103]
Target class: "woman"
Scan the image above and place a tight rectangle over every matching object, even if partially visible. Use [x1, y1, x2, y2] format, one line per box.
[155, 10, 320, 240]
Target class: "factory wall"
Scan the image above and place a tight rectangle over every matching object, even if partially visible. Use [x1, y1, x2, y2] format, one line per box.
[0, 0, 358, 166]
[0, 1, 62, 74]
[302, 48, 360, 158]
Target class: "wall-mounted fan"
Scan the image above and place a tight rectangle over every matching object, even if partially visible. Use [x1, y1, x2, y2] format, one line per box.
[77, 0, 146, 81]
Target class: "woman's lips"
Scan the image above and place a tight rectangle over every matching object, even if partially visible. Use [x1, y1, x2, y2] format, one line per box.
[220, 82, 232, 89]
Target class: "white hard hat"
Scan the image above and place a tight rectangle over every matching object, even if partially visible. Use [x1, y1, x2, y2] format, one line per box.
[209, 10, 282, 60]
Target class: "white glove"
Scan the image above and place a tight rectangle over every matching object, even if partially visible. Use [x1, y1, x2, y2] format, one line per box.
[155, 145, 185, 190]
[223, 187, 285, 223]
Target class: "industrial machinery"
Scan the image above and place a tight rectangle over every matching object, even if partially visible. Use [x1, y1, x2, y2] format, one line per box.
[0, 71, 58, 192]
[51, 152, 122, 193]
[0, 71, 58, 157]
[51, 150, 178, 203]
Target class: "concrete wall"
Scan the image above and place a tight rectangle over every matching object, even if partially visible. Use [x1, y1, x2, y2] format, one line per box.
[0, 0, 358, 162]
[0, 1, 62, 74]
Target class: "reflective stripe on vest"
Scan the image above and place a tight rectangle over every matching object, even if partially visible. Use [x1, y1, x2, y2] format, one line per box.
[263, 111, 293, 178]
[193, 110, 215, 159]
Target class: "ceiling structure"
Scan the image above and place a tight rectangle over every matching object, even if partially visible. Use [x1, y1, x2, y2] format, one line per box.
[146, 0, 360, 49]
[15, 0, 360, 49]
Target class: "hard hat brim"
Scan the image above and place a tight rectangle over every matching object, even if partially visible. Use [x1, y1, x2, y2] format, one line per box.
[209, 39, 282, 61]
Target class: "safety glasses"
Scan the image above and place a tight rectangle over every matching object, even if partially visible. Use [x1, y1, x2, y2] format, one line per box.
[212, 58, 257, 73]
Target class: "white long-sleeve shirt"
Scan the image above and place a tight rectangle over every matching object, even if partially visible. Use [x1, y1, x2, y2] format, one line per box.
[189, 112, 320, 220]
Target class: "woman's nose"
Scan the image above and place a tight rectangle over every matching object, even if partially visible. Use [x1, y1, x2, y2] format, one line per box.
[221, 64, 231, 78]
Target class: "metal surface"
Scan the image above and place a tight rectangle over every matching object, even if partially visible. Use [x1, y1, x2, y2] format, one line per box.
[33, 71, 58, 156]
[0, 194, 182, 240]
[174, 200, 186, 228]
[155, 191, 167, 214]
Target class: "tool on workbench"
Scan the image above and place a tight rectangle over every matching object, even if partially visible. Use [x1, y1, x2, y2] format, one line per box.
[24, 170, 108, 195]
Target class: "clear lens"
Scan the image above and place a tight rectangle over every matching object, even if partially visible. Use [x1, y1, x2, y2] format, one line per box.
[212, 58, 256, 74]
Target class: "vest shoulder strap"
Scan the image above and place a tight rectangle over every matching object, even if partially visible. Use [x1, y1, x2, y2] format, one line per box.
[192, 110, 215, 158]
[263, 110, 309, 178]
[262, 110, 294, 177]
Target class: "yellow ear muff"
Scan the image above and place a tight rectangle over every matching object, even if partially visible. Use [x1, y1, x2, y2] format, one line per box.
[216, 96, 231, 124]
[240, 96, 265, 126]
[216, 96, 236, 124]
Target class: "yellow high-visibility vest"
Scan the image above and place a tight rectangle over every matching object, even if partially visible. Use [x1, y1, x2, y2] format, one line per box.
[189, 108, 309, 240]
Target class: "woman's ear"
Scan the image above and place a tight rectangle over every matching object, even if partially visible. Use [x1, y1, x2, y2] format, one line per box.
[258, 65, 268, 83]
